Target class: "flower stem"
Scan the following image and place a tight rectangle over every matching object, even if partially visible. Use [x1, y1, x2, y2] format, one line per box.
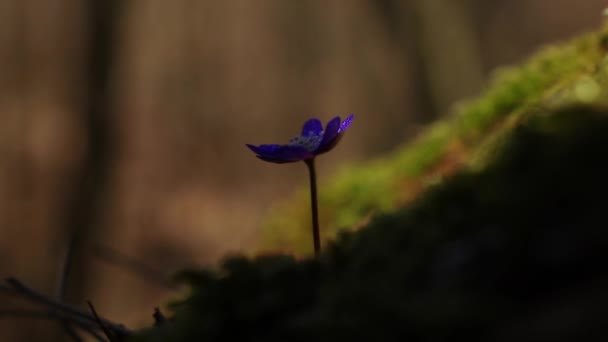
[305, 159, 321, 256]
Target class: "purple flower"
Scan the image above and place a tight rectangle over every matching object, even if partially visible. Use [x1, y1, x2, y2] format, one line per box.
[247, 114, 354, 255]
[246, 114, 354, 163]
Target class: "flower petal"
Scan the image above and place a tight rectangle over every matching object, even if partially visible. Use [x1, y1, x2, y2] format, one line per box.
[338, 113, 354, 133]
[246, 144, 312, 163]
[301, 118, 323, 136]
[314, 116, 341, 154]
[246, 143, 278, 156]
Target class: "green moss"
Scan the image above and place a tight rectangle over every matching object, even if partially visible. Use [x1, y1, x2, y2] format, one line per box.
[133, 105, 608, 341]
[261, 24, 608, 255]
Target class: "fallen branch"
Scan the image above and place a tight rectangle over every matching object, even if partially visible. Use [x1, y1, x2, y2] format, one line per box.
[0, 278, 131, 340]
[0, 308, 107, 342]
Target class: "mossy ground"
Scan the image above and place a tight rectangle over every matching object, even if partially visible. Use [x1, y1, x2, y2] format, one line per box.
[133, 25, 608, 341]
[134, 105, 608, 341]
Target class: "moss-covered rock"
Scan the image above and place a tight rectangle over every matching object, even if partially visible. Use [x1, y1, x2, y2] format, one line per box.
[134, 105, 608, 341]
[132, 25, 608, 341]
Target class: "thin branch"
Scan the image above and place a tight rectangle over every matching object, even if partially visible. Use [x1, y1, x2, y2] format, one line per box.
[57, 231, 78, 300]
[88, 301, 116, 342]
[0, 278, 131, 337]
[0, 309, 108, 342]
[56, 231, 82, 342]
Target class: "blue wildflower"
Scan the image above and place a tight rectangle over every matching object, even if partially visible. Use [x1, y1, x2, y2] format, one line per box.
[246, 114, 354, 163]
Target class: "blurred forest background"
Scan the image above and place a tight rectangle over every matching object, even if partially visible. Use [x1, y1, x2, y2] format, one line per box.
[0, 0, 605, 340]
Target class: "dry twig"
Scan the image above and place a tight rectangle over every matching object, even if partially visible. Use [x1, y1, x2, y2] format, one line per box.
[0, 278, 131, 341]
